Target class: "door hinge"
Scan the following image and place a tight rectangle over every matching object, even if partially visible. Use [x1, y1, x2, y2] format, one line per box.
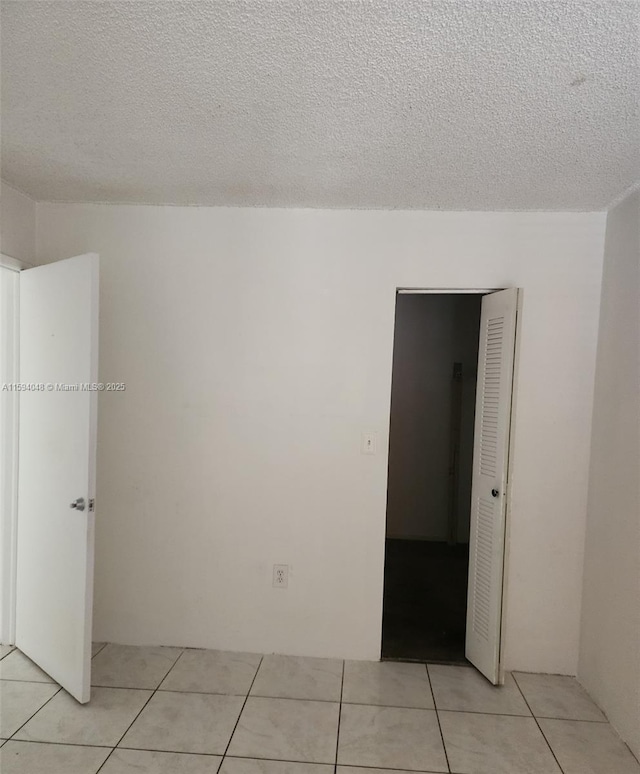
[88, 498, 95, 512]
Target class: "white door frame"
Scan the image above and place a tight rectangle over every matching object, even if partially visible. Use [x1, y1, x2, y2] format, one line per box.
[385, 286, 522, 677]
[0, 254, 30, 646]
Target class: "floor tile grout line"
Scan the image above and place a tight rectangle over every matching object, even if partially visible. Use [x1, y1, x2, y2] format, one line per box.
[529, 715, 609, 724]
[424, 662, 437, 711]
[0, 646, 17, 662]
[155, 646, 196, 692]
[435, 706, 530, 719]
[118, 748, 317, 764]
[91, 684, 191, 692]
[426, 663, 451, 773]
[627, 742, 640, 767]
[158, 688, 341, 701]
[215, 750, 445, 771]
[0, 738, 114, 750]
[6, 685, 63, 742]
[93, 745, 120, 773]
[247, 691, 341, 703]
[105, 743, 222, 759]
[220, 655, 264, 761]
[511, 671, 566, 774]
[91, 643, 108, 660]
[334, 659, 345, 773]
[94, 646, 187, 773]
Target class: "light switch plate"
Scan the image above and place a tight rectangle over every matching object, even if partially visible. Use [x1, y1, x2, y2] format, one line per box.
[361, 431, 377, 455]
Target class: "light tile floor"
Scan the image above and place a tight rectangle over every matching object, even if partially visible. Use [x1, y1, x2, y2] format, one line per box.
[0, 644, 638, 774]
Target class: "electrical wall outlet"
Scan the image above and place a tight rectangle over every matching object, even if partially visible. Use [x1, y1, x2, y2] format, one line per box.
[273, 564, 288, 589]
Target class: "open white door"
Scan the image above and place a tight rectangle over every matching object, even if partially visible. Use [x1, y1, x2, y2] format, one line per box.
[465, 287, 518, 684]
[16, 253, 99, 703]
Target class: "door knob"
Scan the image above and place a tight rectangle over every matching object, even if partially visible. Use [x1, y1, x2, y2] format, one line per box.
[70, 497, 85, 512]
[491, 489, 499, 498]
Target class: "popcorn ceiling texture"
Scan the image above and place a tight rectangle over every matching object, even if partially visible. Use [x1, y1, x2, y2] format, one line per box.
[1, 0, 639, 210]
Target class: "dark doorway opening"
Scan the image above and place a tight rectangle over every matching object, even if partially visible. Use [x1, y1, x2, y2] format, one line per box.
[382, 292, 482, 664]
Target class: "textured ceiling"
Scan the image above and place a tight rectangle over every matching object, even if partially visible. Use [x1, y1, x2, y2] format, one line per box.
[1, 1, 639, 210]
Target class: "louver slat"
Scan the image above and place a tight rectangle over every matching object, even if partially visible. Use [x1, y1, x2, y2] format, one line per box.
[479, 316, 504, 477]
[472, 498, 495, 641]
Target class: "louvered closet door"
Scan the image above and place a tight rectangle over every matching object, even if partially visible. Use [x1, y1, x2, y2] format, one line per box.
[465, 288, 518, 685]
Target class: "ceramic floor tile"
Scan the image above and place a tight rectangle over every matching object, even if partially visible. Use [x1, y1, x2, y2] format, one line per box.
[100, 748, 223, 773]
[0, 740, 110, 774]
[220, 759, 334, 774]
[0, 650, 56, 683]
[250, 654, 343, 702]
[92, 643, 183, 689]
[514, 672, 607, 721]
[227, 696, 339, 763]
[92, 643, 107, 657]
[439, 710, 561, 774]
[337, 704, 447, 771]
[14, 686, 152, 747]
[342, 661, 434, 709]
[159, 649, 261, 695]
[0, 645, 16, 660]
[428, 664, 531, 715]
[120, 690, 243, 755]
[539, 718, 640, 774]
[0, 681, 59, 738]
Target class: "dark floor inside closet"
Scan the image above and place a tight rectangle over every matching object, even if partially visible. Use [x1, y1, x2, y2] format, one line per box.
[382, 539, 469, 664]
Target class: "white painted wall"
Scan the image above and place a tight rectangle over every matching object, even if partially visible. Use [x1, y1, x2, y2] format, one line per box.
[0, 267, 19, 645]
[578, 190, 640, 758]
[0, 182, 36, 264]
[386, 294, 480, 542]
[35, 204, 605, 671]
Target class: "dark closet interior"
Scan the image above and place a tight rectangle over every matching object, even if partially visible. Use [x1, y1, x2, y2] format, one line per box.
[382, 292, 482, 663]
